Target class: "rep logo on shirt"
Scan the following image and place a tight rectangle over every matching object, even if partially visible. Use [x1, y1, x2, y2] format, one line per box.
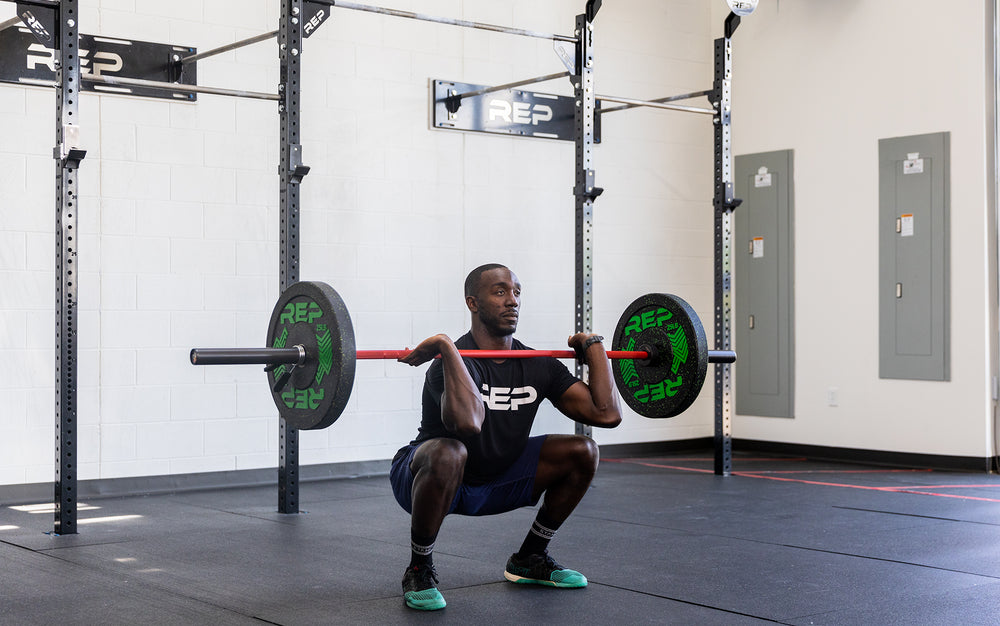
[481, 384, 538, 410]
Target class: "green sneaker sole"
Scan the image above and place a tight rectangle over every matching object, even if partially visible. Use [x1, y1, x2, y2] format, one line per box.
[503, 570, 588, 588]
[404, 589, 447, 610]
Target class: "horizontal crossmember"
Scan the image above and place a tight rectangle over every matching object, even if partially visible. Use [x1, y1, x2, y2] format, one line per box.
[81, 74, 280, 101]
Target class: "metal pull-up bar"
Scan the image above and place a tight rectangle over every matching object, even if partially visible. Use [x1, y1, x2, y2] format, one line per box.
[596, 94, 717, 116]
[178, 30, 279, 65]
[82, 74, 280, 101]
[454, 71, 570, 101]
[599, 89, 715, 115]
[314, 0, 577, 42]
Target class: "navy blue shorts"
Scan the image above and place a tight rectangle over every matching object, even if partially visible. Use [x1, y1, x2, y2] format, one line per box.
[390, 435, 547, 517]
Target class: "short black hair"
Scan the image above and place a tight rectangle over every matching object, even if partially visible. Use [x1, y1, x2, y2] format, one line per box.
[464, 263, 508, 298]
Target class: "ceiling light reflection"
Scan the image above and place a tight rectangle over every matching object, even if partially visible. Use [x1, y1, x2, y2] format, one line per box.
[11, 503, 100, 514]
[77, 515, 143, 525]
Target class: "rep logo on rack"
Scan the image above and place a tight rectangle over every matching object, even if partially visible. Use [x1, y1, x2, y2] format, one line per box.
[303, 9, 327, 36]
[26, 44, 124, 77]
[489, 100, 553, 126]
[19, 10, 52, 43]
[1, 29, 198, 101]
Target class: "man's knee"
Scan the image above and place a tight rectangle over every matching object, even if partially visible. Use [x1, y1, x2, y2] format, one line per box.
[541, 434, 599, 476]
[570, 435, 600, 474]
[412, 438, 468, 485]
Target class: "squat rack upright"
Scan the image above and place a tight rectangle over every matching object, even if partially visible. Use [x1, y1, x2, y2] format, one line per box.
[4, 0, 742, 534]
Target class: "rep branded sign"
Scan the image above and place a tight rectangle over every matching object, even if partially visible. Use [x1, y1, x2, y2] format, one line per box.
[432, 79, 600, 142]
[0, 25, 198, 101]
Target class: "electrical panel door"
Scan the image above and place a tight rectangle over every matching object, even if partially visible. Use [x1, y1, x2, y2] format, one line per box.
[878, 132, 949, 381]
[735, 150, 794, 417]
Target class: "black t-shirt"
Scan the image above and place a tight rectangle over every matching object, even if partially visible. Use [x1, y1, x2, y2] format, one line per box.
[412, 332, 579, 484]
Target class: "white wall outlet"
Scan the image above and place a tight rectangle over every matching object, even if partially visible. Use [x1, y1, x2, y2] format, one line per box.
[827, 387, 839, 407]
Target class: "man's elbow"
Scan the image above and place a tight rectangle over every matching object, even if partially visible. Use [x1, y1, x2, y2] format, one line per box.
[594, 407, 622, 428]
[443, 411, 483, 437]
[449, 422, 482, 437]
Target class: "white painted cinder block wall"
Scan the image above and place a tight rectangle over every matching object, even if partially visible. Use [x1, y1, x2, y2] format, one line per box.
[0, 0, 722, 486]
[714, 0, 997, 458]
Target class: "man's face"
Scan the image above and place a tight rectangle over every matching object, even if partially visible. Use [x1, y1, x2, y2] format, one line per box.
[469, 268, 521, 337]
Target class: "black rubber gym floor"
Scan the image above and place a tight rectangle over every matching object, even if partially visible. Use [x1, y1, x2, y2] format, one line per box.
[2, 451, 999, 625]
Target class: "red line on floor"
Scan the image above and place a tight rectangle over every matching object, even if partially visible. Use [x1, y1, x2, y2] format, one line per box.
[731, 472, 895, 490]
[604, 459, 1000, 502]
[730, 472, 1000, 503]
[733, 472, 1000, 502]
[609, 457, 809, 463]
[739, 469, 933, 475]
[603, 459, 718, 473]
[887, 484, 1000, 489]
[883, 489, 1000, 502]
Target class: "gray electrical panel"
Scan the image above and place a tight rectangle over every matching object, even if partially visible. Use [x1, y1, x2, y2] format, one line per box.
[878, 132, 950, 380]
[734, 150, 795, 418]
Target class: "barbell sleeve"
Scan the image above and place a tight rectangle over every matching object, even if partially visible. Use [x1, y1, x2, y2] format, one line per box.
[191, 347, 736, 364]
[709, 350, 736, 363]
[190, 346, 305, 366]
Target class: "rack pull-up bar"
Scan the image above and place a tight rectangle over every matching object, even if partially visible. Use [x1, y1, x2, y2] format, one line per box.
[600, 89, 714, 115]
[449, 71, 570, 102]
[178, 30, 279, 65]
[314, 0, 577, 42]
[596, 93, 717, 116]
[82, 74, 280, 101]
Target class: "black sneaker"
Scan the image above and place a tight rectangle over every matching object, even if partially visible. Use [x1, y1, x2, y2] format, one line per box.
[402, 564, 446, 610]
[503, 551, 587, 588]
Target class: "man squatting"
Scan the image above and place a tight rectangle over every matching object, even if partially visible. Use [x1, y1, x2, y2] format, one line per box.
[390, 263, 622, 610]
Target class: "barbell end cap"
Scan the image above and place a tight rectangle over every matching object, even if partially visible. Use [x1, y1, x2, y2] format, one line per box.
[707, 350, 738, 364]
